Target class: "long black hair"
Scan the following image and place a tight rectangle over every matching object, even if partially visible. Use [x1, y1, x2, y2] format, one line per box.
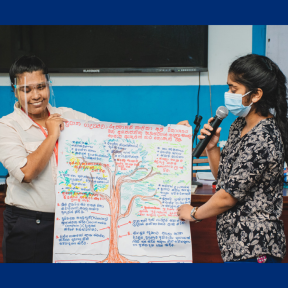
[9, 55, 48, 89]
[229, 54, 288, 163]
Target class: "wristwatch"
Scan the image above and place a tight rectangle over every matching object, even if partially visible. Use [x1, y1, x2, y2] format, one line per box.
[190, 207, 202, 223]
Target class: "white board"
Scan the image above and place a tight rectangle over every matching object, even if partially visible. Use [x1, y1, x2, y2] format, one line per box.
[53, 120, 193, 263]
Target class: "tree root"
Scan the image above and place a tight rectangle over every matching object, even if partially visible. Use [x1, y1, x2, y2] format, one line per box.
[100, 253, 139, 263]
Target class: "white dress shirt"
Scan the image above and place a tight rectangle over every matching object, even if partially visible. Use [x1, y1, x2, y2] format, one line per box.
[0, 103, 99, 212]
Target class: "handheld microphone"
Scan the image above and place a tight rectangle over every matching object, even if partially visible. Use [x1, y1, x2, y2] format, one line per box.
[192, 106, 229, 158]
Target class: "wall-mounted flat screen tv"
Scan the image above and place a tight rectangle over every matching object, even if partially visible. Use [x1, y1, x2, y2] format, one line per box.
[0, 25, 208, 73]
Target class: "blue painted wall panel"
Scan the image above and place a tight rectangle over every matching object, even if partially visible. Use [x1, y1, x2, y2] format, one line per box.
[0, 85, 236, 176]
[252, 25, 266, 56]
[55, 85, 237, 133]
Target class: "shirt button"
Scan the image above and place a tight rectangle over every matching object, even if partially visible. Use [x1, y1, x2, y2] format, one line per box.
[36, 219, 41, 224]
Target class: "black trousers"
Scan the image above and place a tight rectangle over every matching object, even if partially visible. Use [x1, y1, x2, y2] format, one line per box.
[2, 205, 55, 263]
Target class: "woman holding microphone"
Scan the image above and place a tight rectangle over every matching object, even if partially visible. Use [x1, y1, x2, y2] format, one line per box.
[178, 54, 287, 263]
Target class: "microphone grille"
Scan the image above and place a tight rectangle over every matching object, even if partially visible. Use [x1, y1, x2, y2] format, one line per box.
[216, 106, 229, 119]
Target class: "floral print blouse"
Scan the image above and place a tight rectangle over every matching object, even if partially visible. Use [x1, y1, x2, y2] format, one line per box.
[216, 117, 286, 262]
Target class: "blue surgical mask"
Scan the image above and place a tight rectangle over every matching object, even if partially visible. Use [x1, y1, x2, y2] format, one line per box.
[224, 91, 252, 117]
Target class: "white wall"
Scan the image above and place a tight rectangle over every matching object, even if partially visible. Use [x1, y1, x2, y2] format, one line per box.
[266, 25, 288, 80]
[0, 25, 252, 87]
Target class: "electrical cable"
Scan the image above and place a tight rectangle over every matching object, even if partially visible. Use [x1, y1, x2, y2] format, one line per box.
[191, 72, 203, 186]
[196, 71, 200, 145]
[197, 71, 200, 118]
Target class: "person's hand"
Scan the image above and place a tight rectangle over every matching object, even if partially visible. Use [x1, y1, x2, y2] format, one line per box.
[177, 204, 194, 222]
[45, 113, 68, 139]
[177, 120, 191, 127]
[198, 117, 221, 151]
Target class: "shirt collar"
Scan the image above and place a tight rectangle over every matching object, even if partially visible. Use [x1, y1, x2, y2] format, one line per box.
[14, 102, 56, 131]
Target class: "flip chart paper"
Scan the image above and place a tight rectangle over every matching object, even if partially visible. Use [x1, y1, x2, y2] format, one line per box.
[53, 120, 193, 263]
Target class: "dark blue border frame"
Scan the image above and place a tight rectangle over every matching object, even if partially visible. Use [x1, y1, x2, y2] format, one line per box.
[1, 23, 288, 287]
[1, 263, 288, 287]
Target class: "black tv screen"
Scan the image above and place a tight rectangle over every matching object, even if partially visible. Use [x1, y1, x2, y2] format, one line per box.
[0, 25, 208, 73]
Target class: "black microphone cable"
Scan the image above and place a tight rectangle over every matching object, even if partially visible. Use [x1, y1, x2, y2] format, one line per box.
[191, 72, 203, 186]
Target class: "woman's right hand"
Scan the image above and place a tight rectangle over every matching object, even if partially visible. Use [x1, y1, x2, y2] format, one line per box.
[198, 117, 221, 151]
[45, 113, 67, 139]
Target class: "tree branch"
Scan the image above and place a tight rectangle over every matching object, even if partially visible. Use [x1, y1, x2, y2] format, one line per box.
[122, 167, 161, 185]
[118, 190, 162, 221]
[75, 155, 86, 173]
[115, 161, 147, 188]
[100, 163, 112, 193]
[116, 167, 161, 206]
[76, 156, 113, 198]
[87, 172, 111, 204]
[111, 149, 124, 192]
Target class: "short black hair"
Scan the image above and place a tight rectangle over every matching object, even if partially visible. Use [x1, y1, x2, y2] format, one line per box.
[9, 55, 48, 88]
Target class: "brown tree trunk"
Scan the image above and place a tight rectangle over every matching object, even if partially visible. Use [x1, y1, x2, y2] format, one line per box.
[100, 189, 139, 263]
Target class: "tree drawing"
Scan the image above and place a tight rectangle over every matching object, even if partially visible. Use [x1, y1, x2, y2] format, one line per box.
[78, 148, 162, 263]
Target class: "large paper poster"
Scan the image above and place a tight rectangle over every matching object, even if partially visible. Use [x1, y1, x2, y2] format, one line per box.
[53, 120, 192, 263]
